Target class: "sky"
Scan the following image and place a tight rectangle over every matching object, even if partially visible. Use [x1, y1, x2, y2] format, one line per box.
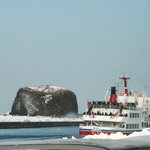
[0, 0, 150, 114]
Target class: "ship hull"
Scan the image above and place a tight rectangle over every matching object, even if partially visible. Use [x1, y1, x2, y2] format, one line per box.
[79, 128, 142, 135]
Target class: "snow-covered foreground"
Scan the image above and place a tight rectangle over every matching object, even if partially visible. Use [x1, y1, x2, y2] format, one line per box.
[0, 128, 150, 149]
[0, 115, 82, 122]
[80, 128, 150, 149]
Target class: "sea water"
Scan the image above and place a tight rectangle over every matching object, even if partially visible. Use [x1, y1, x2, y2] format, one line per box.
[0, 126, 79, 144]
[0, 127, 150, 149]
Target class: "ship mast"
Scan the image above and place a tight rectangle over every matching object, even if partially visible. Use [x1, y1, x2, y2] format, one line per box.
[120, 76, 130, 96]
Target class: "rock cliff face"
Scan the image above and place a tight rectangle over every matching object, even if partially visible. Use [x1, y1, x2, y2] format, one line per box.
[11, 86, 78, 117]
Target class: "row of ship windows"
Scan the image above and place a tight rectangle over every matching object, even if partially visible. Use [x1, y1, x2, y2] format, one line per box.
[130, 113, 140, 118]
[126, 124, 139, 129]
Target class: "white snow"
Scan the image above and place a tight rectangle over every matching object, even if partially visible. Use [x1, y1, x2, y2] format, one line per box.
[79, 128, 150, 149]
[0, 115, 82, 122]
[29, 85, 66, 93]
[23, 95, 39, 115]
[71, 136, 76, 139]
[83, 129, 150, 140]
[83, 132, 127, 139]
[41, 94, 53, 104]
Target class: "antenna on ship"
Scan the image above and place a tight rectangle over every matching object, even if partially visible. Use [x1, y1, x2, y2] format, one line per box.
[104, 88, 110, 102]
[120, 75, 130, 96]
[143, 84, 147, 97]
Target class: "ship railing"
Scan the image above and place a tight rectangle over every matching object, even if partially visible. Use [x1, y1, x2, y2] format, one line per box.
[92, 104, 119, 109]
[123, 107, 136, 110]
[83, 112, 128, 118]
[92, 104, 137, 110]
[80, 122, 125, 129]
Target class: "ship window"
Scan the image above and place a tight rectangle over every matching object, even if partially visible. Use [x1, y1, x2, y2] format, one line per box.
[130, 113, 133, 118]
[134, 124, 135, 129]
[126, 124, 139, 129]
[130, 113, 140, 118]
[126, 124, 128, 129]
[130, 113, 132, 118]
[135, 124, 139, 129]
[135, 113, 139, 118]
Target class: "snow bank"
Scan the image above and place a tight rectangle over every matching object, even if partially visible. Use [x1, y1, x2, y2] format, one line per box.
[29, 85, 66, 93]
[128, 129, 150, 137]
[83, 132, 128, 139]
[81, 129, 150, 149]
[0, 115, 82, 122]
[83, 129, 150, 140]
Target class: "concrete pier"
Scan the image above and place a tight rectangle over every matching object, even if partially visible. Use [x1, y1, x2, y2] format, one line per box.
[0, 121, 83, 129]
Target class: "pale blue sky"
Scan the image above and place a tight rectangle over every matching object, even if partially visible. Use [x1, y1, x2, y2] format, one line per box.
[0, 0, 150, 113]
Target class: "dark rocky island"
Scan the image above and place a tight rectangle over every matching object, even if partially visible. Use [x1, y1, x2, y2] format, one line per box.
[11, 85, 78, 117]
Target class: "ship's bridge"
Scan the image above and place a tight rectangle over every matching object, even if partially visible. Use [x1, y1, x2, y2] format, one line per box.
[117, 93, 144, 105]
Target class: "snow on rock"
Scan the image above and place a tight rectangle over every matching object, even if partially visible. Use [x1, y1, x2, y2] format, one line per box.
[29, 85, 66, 93]
[23, 94, 39, 115]
[11, 85, 78, 117]
[41, 94, 53, 104]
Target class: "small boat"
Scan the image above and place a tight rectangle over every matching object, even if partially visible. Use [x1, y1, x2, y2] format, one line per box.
[79, 76, 150, 135]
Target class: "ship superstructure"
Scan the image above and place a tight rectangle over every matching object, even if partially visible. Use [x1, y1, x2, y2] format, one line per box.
[79, 76, 150, 135]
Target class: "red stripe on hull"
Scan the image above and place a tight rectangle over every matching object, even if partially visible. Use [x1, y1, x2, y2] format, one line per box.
[80, 131, 93, 135]
[80, 131, 132, 136]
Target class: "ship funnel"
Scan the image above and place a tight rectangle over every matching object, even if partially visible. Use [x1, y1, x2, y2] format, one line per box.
[111, 86, 116, 95]
[110, 86, 117, 103]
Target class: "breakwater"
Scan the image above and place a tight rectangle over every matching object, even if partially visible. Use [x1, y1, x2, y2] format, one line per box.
[0, 121, 83, 129]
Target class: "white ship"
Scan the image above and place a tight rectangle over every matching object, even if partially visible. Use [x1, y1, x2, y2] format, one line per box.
[79, 76, 150, 135]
